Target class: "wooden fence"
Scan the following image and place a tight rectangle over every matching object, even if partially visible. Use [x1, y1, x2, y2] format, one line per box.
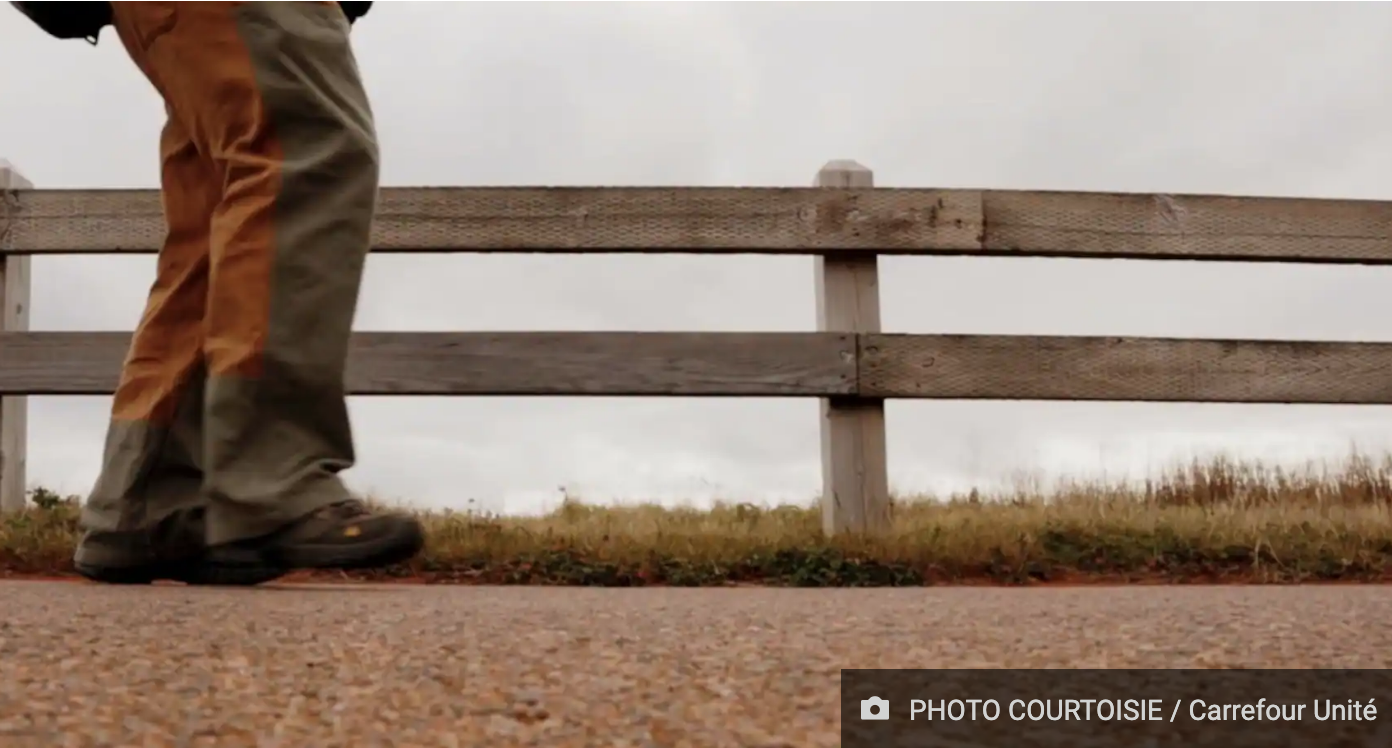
[5, 157, 1392, 534]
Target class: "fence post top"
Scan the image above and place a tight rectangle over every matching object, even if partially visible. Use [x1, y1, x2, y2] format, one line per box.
[814, 159, 873, 188]
[0, 160, 33, 190]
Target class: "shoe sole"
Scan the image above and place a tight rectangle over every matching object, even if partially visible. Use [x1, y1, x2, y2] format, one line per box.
[74, 561, 289, 587]
[202, 520, 427, 576]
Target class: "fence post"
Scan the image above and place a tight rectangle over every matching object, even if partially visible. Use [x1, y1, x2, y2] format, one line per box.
[814, 159, 890, 535]
[0, 161, 31, 513]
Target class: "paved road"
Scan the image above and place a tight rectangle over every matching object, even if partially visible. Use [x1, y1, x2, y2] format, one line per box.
[1, 582, 1390, 746]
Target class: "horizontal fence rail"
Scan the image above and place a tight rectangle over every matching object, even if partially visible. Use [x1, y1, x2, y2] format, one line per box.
[8, 186, 1392, 264]
[2, 157, 1388, 533]
[0, 332, 859, 397]
[4, 332, 1392, 404]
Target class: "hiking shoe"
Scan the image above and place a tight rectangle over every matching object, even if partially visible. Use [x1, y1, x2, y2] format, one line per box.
[202, 499, 425, 575]
[73, 507, 290, 587]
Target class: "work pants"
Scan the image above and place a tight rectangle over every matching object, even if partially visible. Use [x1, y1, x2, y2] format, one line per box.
[80, 1, 380, 545]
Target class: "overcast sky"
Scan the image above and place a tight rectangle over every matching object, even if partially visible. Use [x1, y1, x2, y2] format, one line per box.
[6, 1, 1392, 514]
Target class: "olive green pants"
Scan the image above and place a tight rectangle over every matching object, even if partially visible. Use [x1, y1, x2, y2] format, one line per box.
[80, 1, 380, 545]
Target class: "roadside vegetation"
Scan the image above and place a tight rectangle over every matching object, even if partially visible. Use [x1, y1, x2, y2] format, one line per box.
[6, 453, 1392, 585]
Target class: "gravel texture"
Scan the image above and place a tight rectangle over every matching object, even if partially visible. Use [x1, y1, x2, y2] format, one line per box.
[1, 581, 1390, 746]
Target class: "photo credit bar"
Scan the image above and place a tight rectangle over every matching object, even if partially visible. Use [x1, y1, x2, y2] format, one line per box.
[841, 669, 1392, 748]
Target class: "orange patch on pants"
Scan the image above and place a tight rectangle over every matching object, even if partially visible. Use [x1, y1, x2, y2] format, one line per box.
[108, 1, 286, 424]
[109, 113, 218, 425]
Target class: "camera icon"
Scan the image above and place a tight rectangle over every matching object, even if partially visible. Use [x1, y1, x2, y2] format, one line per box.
[861, 696, 890, 721]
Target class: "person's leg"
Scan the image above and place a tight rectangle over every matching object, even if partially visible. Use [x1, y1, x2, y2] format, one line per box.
[76, 6, 293, 586]
[107, 1, 423, 575]
[72, 114, 226, 582]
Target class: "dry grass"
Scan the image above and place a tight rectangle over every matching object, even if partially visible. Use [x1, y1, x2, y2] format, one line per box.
[7, 452, 1392, 585]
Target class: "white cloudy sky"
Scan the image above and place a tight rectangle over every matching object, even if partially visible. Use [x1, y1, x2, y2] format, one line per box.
[6, 1, 1392, 514]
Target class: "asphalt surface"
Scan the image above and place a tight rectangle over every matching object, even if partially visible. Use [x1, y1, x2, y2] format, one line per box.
[1, 582, 1390, 746]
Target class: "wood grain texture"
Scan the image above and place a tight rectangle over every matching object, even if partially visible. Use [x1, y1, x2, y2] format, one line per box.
[16, 331, 1392, 404]
[979, 190, 1392, 264]
[6, 185, 1392, 263]
[0, 332, 857, 397]
[0, 255, 28, 512]
[0, 187, 980, 255]
[860, 333, 1392, 404]
[0, 164, 31, 512]
[813, 161, 889, 537]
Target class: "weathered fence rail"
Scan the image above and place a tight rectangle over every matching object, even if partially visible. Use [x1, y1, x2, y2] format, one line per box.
[4, 158, 1392, 534]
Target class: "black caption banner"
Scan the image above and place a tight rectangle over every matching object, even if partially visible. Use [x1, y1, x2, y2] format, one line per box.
[841, 669, 1392, 748]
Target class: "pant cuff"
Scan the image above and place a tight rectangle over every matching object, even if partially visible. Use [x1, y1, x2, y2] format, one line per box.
[203, 473, 351, 545]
